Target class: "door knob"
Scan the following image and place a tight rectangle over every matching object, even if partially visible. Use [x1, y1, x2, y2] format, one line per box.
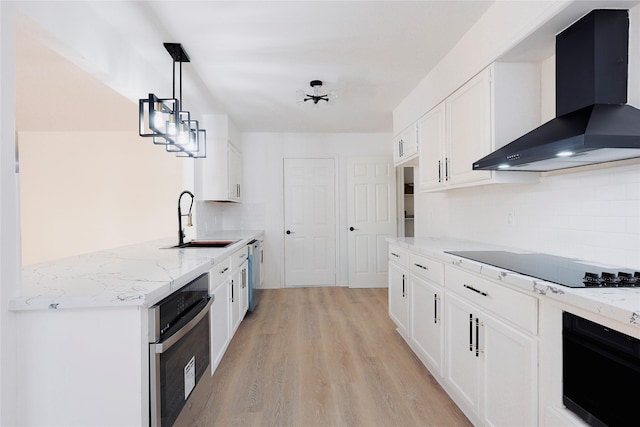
[286, 230, 292, 235]
[349, 227, 359, 231]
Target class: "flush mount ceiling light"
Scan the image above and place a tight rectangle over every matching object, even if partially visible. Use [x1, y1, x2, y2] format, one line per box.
[139, 43, 206, 158]
[296, 80, 337, 105]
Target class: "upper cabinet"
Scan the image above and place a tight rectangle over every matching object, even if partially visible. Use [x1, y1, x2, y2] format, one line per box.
[418, 63, 541, 192]
[393, 123, 418, 166]
[195, 138, 243, 202]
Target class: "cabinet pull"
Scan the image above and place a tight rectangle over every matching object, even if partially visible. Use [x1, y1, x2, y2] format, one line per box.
[464, 284, 489, 297]
[231, 279, 234, 303]
[475, 317, 480, 357]
[414, 263, 428, 271]
[219, 267, 229, 274]
[438, 160, 442, 183]
[469, 314, 474, 351]
[402, 274, 406, 298]
[445, 157, 450, 181]
[434, 294, 438, 324]
[390, 252, 400, 258]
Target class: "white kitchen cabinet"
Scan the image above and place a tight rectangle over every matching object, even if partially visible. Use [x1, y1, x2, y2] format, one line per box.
[409, 272, 444, 377]
[388, 245, 409, 337]
[231, 257, 248, 334]
[210, 276, 231, 373]
[418, 63, 540, 192]
[444, 267, 538, 426]
[393, 123, 418, 166]
[195, 137, 243, 202]
[408, 253, 444, 376]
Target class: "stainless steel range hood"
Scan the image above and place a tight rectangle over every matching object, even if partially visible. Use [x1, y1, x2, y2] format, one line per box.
[473, 9, 640, 172]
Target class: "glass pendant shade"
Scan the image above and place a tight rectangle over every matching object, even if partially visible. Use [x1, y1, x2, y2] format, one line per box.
[138, 94, 179, 140]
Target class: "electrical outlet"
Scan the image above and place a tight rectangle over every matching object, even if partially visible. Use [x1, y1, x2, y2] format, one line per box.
[507, 212, 515, 226]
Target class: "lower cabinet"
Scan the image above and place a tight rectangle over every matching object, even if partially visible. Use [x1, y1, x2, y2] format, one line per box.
[388, 261, 408, 336]
[409, 274, 444, 377]
[445, 292, 537, 426]
[210, 278, 231, 372]
[388, 247, 539, 427]
[231, 259, 249, 333]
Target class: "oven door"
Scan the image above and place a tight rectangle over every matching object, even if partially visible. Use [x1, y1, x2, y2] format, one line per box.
[150, 297, 213, 427]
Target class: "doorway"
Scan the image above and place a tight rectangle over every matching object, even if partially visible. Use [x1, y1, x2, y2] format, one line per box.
[283, 158, 336, 287]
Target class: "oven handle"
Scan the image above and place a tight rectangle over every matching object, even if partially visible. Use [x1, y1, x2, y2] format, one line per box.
[151, 296, 214, 354]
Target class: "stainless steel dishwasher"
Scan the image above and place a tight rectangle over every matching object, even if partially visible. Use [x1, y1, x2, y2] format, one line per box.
[248, 239, 262, 312]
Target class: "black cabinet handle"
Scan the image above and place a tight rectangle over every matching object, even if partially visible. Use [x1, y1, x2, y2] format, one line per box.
[475, 317, 480, 357]
[469, 314, 474, 351]
[414, 263, 428, 271]
[231, 279, 234, 303]
[438, 160, 442, 183]
[445, 157, 450, 181]
[286, 230, 292, 235]
[434, 294, 438, 324]
[402, 274, 406, 298]
[464, 284, 489, 297]
[349, 226, 359, 231]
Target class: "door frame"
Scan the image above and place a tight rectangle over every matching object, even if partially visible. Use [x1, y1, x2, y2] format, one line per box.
[282, 156, 339, 287]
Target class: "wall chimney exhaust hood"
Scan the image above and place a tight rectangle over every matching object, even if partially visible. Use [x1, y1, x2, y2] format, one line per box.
[473, 9, 640, 172]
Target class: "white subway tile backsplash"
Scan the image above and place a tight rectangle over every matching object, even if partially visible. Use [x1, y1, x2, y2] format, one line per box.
[417, 161, 640, 268]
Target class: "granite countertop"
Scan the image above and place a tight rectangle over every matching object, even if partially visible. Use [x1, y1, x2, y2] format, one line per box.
[389, 237, 640, 331]
[10, 230, 264, 311]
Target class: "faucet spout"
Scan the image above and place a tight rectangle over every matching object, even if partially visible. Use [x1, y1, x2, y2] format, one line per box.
[178, 190, 195, 246]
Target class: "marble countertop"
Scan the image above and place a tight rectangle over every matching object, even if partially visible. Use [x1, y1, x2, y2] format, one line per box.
[10, 230, 263, 311]
[389, 237, 640, 332]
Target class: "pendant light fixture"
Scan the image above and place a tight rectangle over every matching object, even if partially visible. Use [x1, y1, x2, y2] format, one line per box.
[139, 43, 206, 158]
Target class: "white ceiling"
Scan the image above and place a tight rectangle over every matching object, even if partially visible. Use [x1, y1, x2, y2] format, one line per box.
[18, 1, 640, 135]
[17, 1, 496, 134]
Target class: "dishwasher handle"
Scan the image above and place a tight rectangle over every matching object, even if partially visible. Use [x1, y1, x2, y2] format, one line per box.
[151, 296, 214, 354]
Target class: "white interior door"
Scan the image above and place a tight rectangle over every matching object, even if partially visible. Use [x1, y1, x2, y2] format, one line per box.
[347, 157, 396, 288]
[283, 158, 336, 287]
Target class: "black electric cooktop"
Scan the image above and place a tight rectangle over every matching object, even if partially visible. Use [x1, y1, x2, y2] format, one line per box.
[444, 251, 640, 288]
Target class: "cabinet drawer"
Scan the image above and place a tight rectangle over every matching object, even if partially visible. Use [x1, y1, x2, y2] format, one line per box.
[231, 247, 248, 270]
[409, 253, 443, 284]
[210, 257, 231, 291]
[388, 245, 409, 267]
[445, 266, 537, 334]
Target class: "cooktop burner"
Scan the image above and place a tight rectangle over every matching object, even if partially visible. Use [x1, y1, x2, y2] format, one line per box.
[444, 251, 640, 288]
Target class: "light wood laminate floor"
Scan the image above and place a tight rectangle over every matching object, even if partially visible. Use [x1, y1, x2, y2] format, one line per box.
[177, 287, 471, 427]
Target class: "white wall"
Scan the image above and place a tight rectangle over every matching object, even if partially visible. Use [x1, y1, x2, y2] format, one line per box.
[197, 132, 392, 288]
[19, 131, 183, 265]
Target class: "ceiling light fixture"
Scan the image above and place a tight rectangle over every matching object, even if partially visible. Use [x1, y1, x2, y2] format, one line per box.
[139, 43, 206, 158]
[296, 80, 337, 105]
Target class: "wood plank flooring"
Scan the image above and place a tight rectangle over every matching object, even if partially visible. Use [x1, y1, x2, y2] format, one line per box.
[177, 287, 471, 427]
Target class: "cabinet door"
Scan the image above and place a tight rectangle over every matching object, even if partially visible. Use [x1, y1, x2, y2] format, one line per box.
[481, 312, 537, 426]
[388, 262, 408, 335]
[228, 144, 242, 201]
[210, 279, 231, 373]
[409, 274, 443, 376]
[230, 272, 241, 333]
[445, 292, 480, 415]
[418, 103, 446, 190]
[446, 69, 492, 185]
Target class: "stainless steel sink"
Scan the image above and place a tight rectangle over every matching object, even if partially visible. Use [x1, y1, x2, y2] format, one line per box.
[171, 240, 238, 249]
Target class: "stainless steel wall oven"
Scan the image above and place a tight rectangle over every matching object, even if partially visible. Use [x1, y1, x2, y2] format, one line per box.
[149, 273, 213, 426]
[563, 312, 640, 426]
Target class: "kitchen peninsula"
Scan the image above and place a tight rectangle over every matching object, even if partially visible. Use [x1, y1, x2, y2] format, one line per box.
[10, 231, 263, 426]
